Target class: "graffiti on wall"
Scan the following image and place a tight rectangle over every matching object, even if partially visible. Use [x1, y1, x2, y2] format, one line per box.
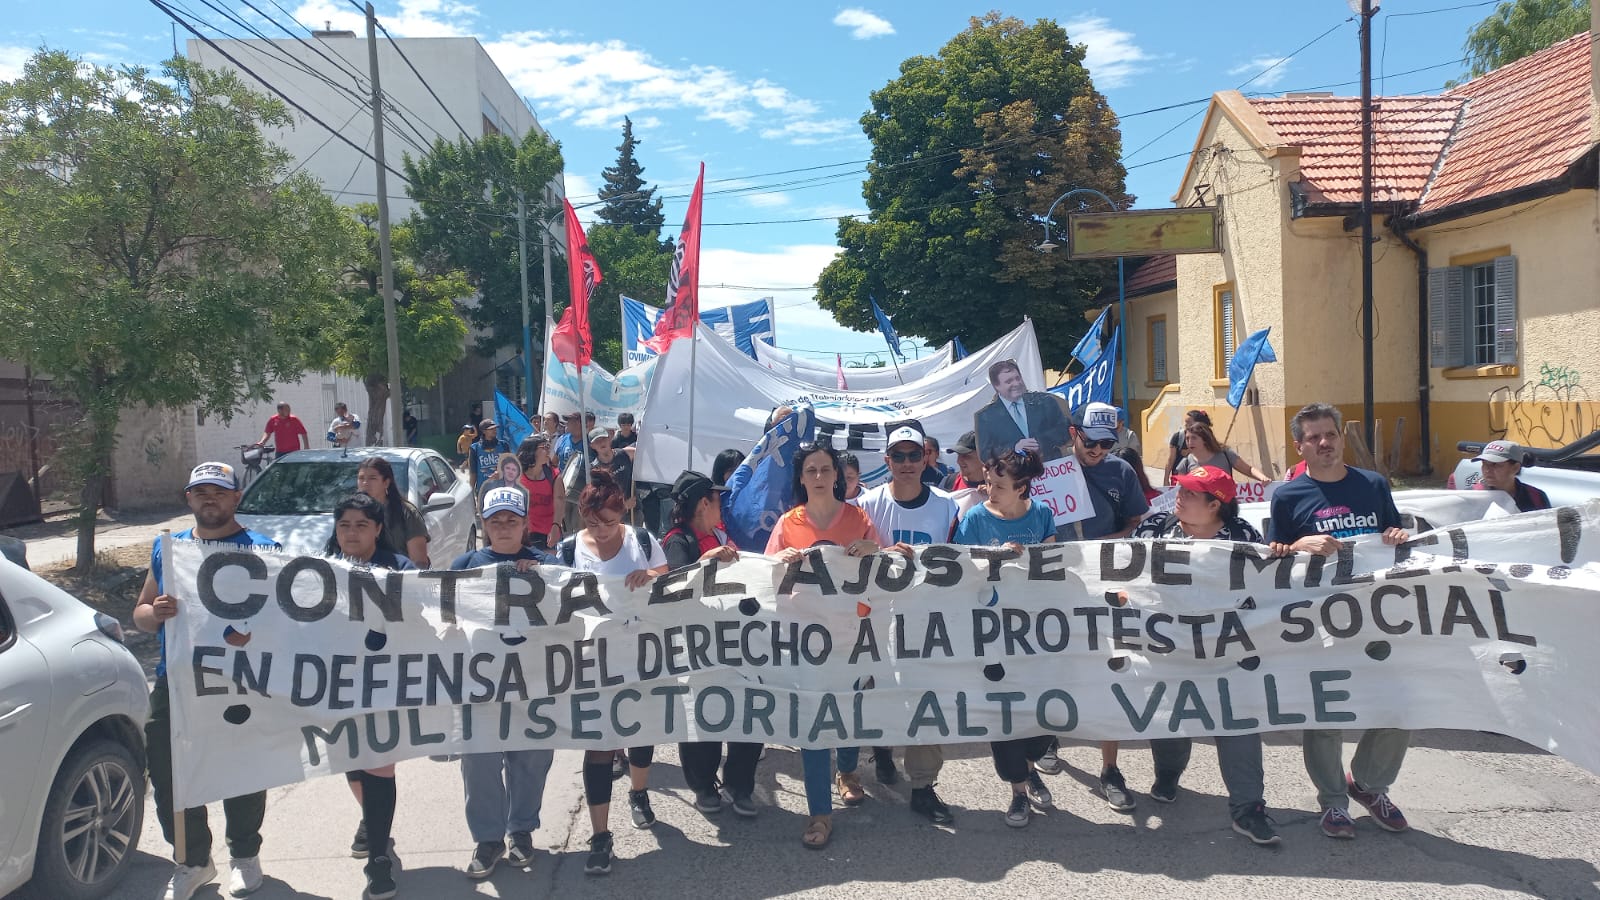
[1486, 377, 1595, 448]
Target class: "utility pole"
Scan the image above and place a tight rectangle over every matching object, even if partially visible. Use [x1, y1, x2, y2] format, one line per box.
[366, 2, 404, 445]
[1356, 0, 1377, 449]
[517, 191, 535, 417]
[541, 197, 555, 413]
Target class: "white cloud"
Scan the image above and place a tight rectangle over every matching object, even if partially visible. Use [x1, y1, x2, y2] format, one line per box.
[833, 9, 895, 40]
[483, 31, 844, 145]
[759, 118, 856, 145]
[807, 203, 869, 219]
[0, 45, 31, 82]
[701, 244, 836, 329]
[1228, 55, 1293, 89]
[1064, 16, 1151, 90]
[562, 172, 600, 224]
[741, 192, 791, 209]
[288, 1, 477, 38]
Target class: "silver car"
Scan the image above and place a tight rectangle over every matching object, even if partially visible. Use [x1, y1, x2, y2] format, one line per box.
[234, 447, 476, 562]
[0, 550, 148, 899]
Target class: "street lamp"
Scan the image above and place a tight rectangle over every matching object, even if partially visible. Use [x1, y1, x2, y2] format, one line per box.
[1036, 188, 1129, 414]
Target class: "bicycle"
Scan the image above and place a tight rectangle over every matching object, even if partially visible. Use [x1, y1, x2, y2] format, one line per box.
[236, 443, 274, 490]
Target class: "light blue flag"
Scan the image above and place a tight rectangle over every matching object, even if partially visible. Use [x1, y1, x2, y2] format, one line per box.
[869, 296, 905, 360]
[1050, 327, 1118, 410]
[493, 391, 533, 448]
[1227, 327, 1277, 408]
[722, 405, 816, 551]
[952, 336, 969, 360]
[1071, 306, 1111, 366]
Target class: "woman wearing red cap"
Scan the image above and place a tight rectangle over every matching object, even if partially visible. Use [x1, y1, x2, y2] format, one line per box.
[1132, 465, 1280, 846]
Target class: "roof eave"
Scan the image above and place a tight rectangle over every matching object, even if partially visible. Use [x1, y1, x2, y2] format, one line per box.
[1171, 91, 1291, 204]
[1403, 146, 1598, 230]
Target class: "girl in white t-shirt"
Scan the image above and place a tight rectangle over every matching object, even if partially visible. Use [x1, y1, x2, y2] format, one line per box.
[567, 468, 666, 876]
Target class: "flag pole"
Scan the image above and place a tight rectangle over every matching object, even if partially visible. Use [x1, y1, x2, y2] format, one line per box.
[1221, 368, 1254, 446]
[687, 325, 698, 470]
[888, 350, 904, 385]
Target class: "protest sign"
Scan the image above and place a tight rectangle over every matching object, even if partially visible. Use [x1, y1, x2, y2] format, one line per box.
[166, 500, 1600, 809]
[1029, 455, 1093, 526]
[1150, 481, 1278, 517]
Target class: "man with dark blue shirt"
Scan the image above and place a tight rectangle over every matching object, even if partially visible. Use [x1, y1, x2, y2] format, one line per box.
[1268, 402, 1411, 840]
[469, 419, 512, 493]
[134, 462, 281, 900]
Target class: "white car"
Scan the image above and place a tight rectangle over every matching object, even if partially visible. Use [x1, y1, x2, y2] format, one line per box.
[0, 551, 149, 899]
[234, 447, 476, 563]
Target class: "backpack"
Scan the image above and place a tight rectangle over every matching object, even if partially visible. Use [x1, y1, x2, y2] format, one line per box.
[559, 526, 654, 567]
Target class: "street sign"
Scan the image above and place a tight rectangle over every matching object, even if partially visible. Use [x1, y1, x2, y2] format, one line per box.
[1066, 207, 1219, 258]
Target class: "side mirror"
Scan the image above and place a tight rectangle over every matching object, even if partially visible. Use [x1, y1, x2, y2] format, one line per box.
[423, 494, 456, 513]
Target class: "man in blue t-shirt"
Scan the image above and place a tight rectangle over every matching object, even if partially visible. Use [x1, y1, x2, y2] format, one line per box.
[469, 418, 512, 493]
[133, 462, 281, 900]
[552, 412, 583, 471]
[1267, 402, 1412, 842]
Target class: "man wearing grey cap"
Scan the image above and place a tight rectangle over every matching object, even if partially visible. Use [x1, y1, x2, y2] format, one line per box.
[1472, 440, 1551, 512]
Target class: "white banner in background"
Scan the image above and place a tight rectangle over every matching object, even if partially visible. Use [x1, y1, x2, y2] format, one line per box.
[166, 502, 1600, 808]
[753, 338, 954, 390]
[636, 321, 1044, 485]
[539, 316, 656, 426]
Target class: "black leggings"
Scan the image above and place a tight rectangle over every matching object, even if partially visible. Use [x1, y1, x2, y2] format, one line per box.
[582, 747, 653, 806]
[679, 741, 762, 797]
[991, 735, 1055, 784]
[357, 771, 397, 858]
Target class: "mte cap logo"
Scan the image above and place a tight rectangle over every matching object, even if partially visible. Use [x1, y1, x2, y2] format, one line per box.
[1087, 409, 1117, 429]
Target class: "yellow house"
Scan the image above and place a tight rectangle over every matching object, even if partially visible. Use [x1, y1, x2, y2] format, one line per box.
[1141, 31, 1599, 477]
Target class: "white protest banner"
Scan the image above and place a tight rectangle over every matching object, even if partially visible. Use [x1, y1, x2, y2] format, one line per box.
[1028, 455, 1093, 526]
[753, 338, 954, 390]
[636, 320, 1043, 486]
[166, 501, 1600, 808]
[1151, 481, 1278, 517]
[539, 316, 657, 426]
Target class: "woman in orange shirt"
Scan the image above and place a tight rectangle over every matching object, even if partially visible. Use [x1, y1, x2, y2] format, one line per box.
[765, 442, 883, 850]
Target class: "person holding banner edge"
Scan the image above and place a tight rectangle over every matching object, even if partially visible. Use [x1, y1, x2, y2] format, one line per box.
[449, 487, 557, 879]
[135, 462, 280, 900]
[1133, 465, 1279, 845]
[1268, 402, 1411, 840]
[765, 442, 885, 849]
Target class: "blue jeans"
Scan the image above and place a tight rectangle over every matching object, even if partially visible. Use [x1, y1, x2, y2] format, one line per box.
[800, 747, 860, 816]
[461, 749, 554, 842]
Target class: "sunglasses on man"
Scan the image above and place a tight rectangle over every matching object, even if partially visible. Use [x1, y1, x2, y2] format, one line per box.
[1081, 438, 1117, 451]
[888, 449, 925, 463]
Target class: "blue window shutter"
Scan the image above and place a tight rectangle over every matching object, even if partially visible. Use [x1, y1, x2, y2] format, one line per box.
[1443, 266, 1467, 367]
[1493, 255, 1517, 365]
[1427, 267, 1450, 366]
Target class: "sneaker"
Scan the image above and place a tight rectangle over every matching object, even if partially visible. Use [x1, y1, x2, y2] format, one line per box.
[1319, 806, 1357, 839]
[629, 789, 656, 829]
[1004, 792, 1032, 828]
[466, 840, 503, 880]
[1032, 738, 1063, 775]
[585, 832, 613, 875]
[163, 859, 217, 900]
[508, 832, 534, 869]
[1232, 802, 1282, 846]
[227, 856, 263, 896]
[728, 791, 759, 818]
[1348, 778, 1410, 832]
[1150, 772, 1180, 804]
[910, 785, 955, 825]
[1025, 771, 1054, 809]
[873, 749, 899, 784]
[364, 855, 397, 900]
[350, 820, 369, 859]
[694, 784, 723, 814]
[1100, 766, 1137, 812]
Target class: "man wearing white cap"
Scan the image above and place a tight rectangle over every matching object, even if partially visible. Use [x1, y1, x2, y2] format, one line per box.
[1472, 440, 1551, 512]
[449, 487, 556, 879]
[856, 422, 959, 825]
[134, 463, 281, 900]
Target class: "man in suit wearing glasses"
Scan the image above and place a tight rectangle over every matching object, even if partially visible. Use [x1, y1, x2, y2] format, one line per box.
[974, 358, 1073, 465]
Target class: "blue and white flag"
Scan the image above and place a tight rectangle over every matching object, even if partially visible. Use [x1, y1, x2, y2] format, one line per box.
[721, 405, 816, 552]
[494, 391, 533, 448]
[952, 336, 969, 360]
[622, 295, 774, 366]
[869, 296, 905, 360]
[1071, 306, 1111, 366]
[1049, 327, 1118, 410]
[1227, 327, 1277, 408]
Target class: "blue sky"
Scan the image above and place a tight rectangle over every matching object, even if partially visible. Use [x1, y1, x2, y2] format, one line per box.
[4, 0, 1506, 363]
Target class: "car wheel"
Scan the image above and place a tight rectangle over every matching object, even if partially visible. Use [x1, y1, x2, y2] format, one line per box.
[27, 738, 144, 900]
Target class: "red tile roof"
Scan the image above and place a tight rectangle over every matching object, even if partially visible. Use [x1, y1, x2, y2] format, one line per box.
[1094, 255, 1176, 302]
[1422, 33, 1594, 212]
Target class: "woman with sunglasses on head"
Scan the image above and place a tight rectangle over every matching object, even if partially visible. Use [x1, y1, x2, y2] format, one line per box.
[560, 468, 668, 876]
[951, 449, 1060, 828]
[1131, 465, 1279, 846]
[356, 457, 431, 568]
[1175, 421, 1271, 483]
[322, 493, 414, 900]
[764, 442, 885, 850]
[517, 434, 564, 551]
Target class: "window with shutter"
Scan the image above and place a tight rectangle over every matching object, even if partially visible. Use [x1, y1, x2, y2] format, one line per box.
[1148, 317, 1168, 383]
[1492, 255, 1517, 364]
[1213, 284, 1236, 379]
[1430, 252, 1517, 369]
[1469, 263, 1496, 364]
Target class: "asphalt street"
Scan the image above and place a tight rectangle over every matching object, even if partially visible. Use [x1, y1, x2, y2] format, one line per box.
[102, 730, 1600, 899]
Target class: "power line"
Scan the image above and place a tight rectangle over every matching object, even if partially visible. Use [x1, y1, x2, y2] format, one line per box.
[368, 12, 473, 141]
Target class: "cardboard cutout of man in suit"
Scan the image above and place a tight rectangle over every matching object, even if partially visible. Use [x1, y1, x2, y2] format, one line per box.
[974, 358, 1073, 463]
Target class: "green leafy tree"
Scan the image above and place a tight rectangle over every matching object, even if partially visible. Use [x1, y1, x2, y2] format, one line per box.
[403, 131, 565, 357]
[597, 116, 666, 237]
[1455, 0, 1590, 83]
[815, 13, 1128, 370]
[337, 205, 470, 443]
[0, 51, 353, 567]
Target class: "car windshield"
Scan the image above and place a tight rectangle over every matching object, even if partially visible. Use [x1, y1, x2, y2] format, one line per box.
[237, 460, 411, 516]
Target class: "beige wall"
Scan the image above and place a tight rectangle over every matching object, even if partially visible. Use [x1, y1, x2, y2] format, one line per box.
[111, 404, 196, 511]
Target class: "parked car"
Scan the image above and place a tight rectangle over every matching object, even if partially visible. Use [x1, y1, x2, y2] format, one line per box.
[0, 548, 148, 900]
[1448, 431, 1600, 508]
[234, 447, 475, 562]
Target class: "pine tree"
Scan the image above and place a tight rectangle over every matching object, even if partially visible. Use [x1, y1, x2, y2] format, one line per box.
[597, 117, 666, 236]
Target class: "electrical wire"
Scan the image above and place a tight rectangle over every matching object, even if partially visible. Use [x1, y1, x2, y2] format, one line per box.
[369, 14, 474, 141]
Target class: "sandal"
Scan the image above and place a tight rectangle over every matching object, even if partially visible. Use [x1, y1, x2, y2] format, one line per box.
[801, 815, 832, 849]
[836, 771, 865, 806]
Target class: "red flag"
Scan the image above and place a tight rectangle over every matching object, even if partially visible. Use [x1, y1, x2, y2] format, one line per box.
[552, 199, 602, 367]
[642, 162, 704, 353]
[835, 354, 848, 390]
